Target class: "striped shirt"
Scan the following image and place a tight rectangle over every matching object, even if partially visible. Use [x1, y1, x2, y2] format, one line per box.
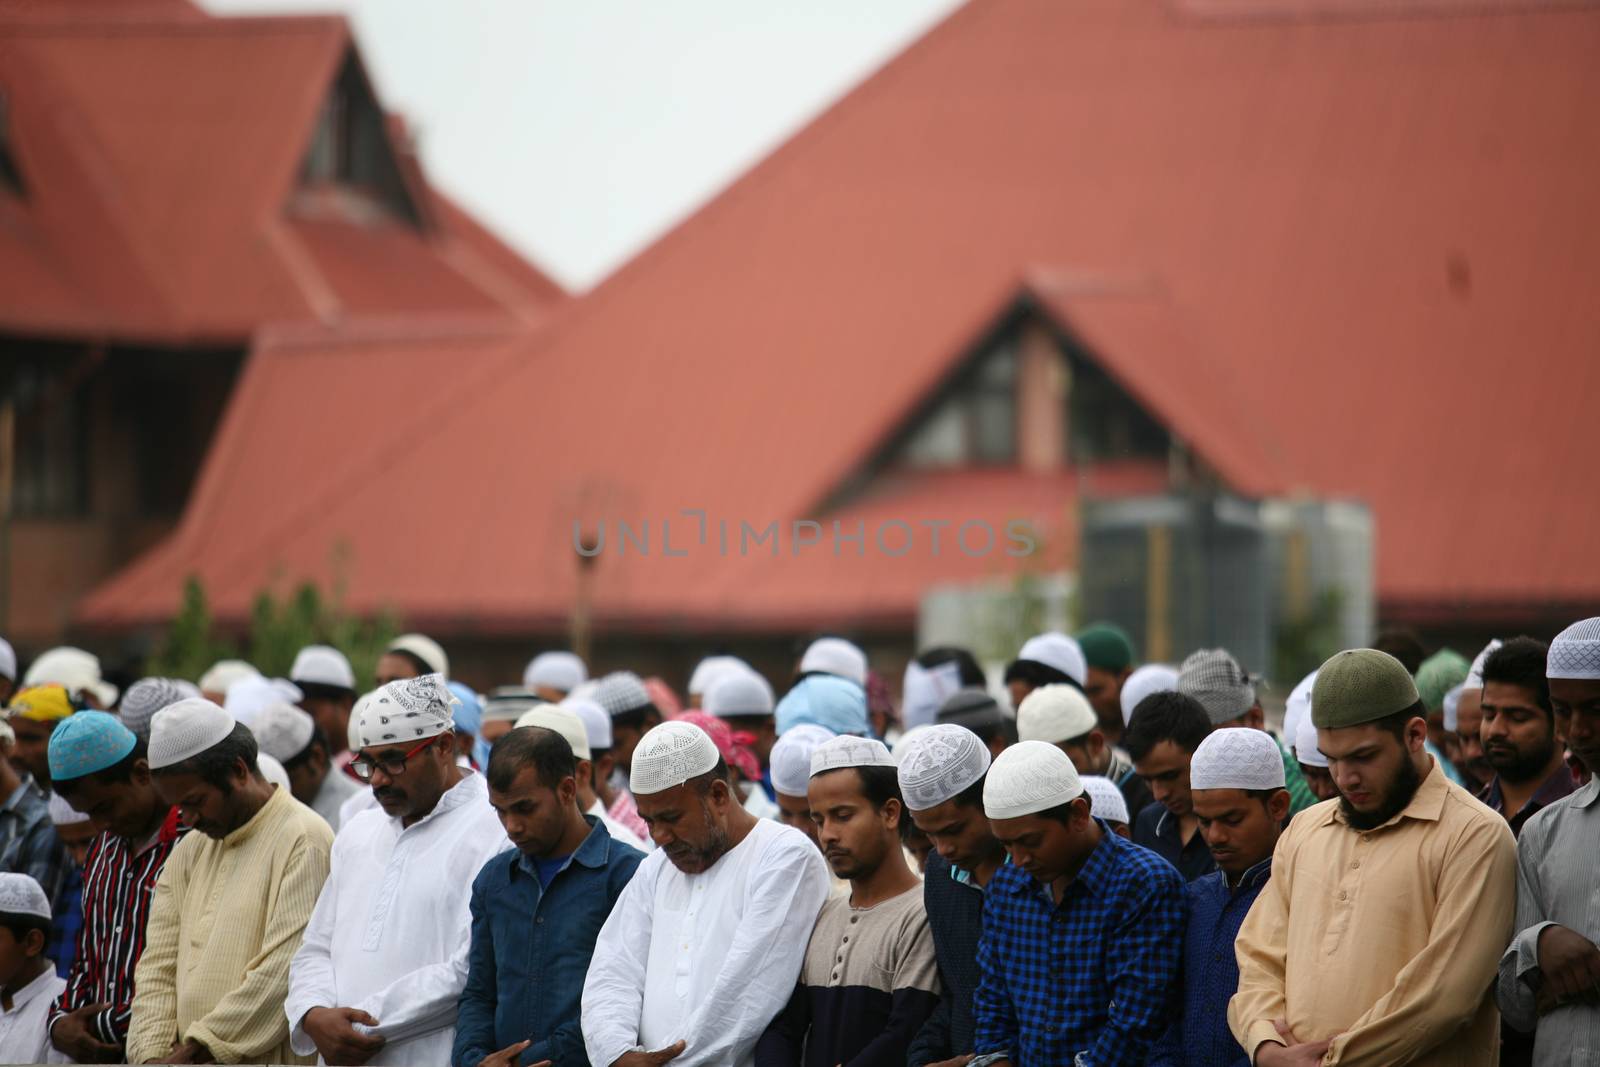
[756, 884, 940, 1066]
[46, 807, 185, 1048]
[126, 786, 333, 1065]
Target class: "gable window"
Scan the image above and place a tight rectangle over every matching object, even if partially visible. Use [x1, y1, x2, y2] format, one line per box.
[297, 55, 421, 227]
[898, 342, 1018, 468]
[1065, 354, 1168, 463]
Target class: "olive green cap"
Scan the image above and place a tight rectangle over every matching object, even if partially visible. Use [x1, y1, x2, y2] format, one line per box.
[1311, 648, 1420, 729]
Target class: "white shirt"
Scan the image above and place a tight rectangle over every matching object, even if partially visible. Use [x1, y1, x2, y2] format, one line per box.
[312, 769, 362, 830]
[0, 967, 66, 1065]
[286, 771, 510, 1066]
[588, 798, 649, 853]
[582, 818, 830, 1067]
[337, 785, 379, 832]
[742, 783, 780, 822]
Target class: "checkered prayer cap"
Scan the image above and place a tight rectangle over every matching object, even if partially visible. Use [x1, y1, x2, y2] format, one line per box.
[595, 671, 653, 717]
[896, 724, 991, 811]
[1178, 649, 1256, 725]
[1549, 618, 1600, 680]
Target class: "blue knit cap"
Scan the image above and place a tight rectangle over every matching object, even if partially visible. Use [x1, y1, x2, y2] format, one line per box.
[48, 711, 136, 782]
[775, 675, 870, 737]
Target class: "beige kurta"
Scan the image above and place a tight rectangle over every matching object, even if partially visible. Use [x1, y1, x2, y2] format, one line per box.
[1229, 759, 1517, 1066]
[127, 786, 333, 1064]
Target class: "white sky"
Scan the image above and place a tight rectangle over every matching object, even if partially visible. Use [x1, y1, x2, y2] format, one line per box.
[202, 0, 963, 292]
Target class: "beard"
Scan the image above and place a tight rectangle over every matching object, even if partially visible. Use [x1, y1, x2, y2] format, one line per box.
[1485, 738, 1558, 784]
[1342, 755, 1423, 831]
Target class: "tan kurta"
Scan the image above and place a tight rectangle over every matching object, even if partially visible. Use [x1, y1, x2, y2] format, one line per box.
[1229, 759, 1516, 1066]
[127, 787, 333, 1064]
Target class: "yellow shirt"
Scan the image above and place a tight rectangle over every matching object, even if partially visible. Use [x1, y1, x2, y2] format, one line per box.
[1229, 759, 1516, 1066]
[127, 786, 333, 1064]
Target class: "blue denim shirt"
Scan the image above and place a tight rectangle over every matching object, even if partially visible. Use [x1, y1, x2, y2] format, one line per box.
[1149, 858, 1271, 1067]
[452, 816, 644, 1067]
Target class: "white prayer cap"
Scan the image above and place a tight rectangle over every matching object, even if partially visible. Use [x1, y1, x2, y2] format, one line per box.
[25, 647, 117, 708]
[1465, 639, 1502, 690]
[1281, 671, 1318, 754]
[1120, 664, 1179, 726]
[355, 674, 456, 749]
[1441, 683, 1466, 733]
[257, 753, 291, 790]
[224, 675, 303, 728]
[563, 697, 612, 751]
[688, 655, 750, 697]
[0, 720, 12, 748]
[800, 637, 868, 687]
[349, 691, 374, 751]
[594, 671, 653, 717]
[630, 720, 721, 796]
[515, 703, 591, 760]
[524, 651, 587, 693]
[896, 724, 991, 812]
[705, 668, 775, 719]
[1017, 684, 1098, 744]
[809, 735, 896, 777]
[1081, 775, 1129, 825]
[1549, 617, 1600, 680]
[290, 645, 355, 692]
[198, 660, 260, 699]
[48, 791, 89, 826]
[149, 698, 236, 770]
[983, 740, 1084, 820]
[1014, 633, 1088, 687]
[1293, 708, 1328, 769]
[0, 874, 51, 921]
[770, 724, 835, 797]
[0, 638, 14, 681]
[250, 702, 316, 763]
[1189, 728, 1286, 792]
[386, 633, 449, 679]
[902, 659, 964, 731]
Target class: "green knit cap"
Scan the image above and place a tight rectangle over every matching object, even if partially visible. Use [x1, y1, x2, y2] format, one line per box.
[1312, 649, 1420, 729]
[1415, 649, 1469, 712]
[1076, 623, 1135, 673]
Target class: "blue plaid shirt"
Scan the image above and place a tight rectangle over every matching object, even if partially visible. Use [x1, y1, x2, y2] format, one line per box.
[1149, 858, 1271, 1067]
[974, 820, 1186, 1067]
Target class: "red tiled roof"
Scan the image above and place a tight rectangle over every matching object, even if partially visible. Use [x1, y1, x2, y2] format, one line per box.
[82, 0, 1600, 632]
[0, 9, 563, 343]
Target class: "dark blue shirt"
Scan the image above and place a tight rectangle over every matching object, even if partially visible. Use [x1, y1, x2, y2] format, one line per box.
[1149, 858, 1271, 1067]
[973, 820, 1185, 1067]
[908, 853, 986, 1065]
[1133, 802, 1217, 882]
[452, 816, 643, 1067]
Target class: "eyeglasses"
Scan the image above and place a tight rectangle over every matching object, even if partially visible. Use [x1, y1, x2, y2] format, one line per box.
[350, 734, 441, 781]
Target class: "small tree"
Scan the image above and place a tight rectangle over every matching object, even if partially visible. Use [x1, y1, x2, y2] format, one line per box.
[146, 577, 238, 682]
[148, 573, 398, 692]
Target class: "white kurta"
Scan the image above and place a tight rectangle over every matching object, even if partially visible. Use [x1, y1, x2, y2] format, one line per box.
[286, 771, 510, 1066]
[582, 818, 830, 1067]
[0, 967, 66, 1065]
[588, 798, 649, 853]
